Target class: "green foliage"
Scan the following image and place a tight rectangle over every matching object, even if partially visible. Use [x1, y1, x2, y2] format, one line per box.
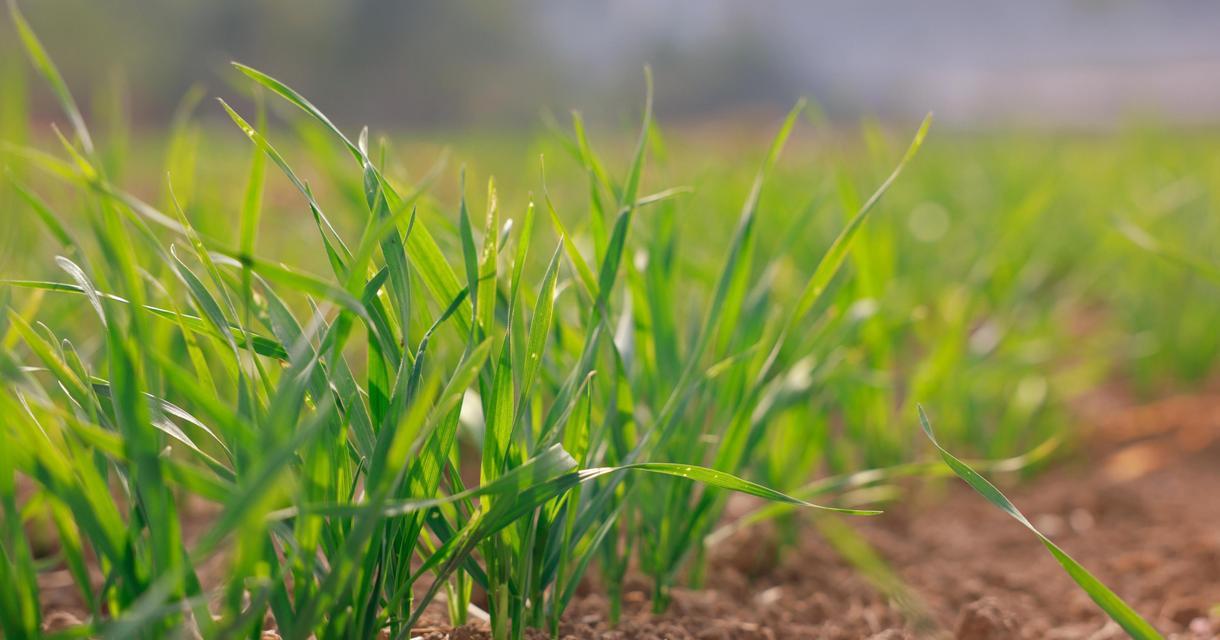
[0, 4, 1203, 638]
[0, 7, 912, 639]
[919, 407, 1162, 639]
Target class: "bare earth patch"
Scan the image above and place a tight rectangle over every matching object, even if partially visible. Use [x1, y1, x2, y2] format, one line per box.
[417, 389, 1220, 639]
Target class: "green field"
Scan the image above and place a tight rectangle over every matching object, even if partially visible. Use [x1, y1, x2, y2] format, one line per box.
[2, 6, 1218, 639]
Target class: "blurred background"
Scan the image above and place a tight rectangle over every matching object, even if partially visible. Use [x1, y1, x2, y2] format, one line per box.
[5, 0, 1220, 131]
[4, 0, 1220, 486]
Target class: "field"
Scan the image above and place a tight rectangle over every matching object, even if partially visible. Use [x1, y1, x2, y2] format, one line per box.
[2, 5, 1220, 639]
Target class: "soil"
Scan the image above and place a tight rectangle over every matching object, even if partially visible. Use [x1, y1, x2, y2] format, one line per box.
[416, 388, 1220, 639]
[34, 388, 1220, 638]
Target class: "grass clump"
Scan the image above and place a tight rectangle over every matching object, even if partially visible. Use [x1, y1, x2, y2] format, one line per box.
[0, 6, 902, 638]
[1, 2, 1191, 637]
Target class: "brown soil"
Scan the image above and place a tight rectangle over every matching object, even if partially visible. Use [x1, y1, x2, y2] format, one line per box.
[419, 388, 1220, 639]
[34, 389, 1220, 638]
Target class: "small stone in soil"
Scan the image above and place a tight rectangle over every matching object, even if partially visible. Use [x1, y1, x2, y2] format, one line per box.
[955, 597, 1019, 640]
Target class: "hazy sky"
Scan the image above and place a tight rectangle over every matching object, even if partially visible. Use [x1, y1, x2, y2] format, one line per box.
[537, 0, 1220, 126]
[7, 0, 1220, 128]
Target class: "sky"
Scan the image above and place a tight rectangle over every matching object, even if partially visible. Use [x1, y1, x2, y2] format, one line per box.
[5, 0, 1220, 129]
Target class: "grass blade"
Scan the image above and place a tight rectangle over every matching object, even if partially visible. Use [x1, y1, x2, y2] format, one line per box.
[593, 462, 881, 515]
[8, 0, 94, 154]
[918, 406, 1162, 640]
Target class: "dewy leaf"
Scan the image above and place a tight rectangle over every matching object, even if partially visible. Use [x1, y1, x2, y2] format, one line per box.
[918, 406, 1162, 640]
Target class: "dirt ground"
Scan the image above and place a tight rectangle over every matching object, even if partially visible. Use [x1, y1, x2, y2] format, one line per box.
[34, 388, 1220, 639]
[417, 388, 1220, 639]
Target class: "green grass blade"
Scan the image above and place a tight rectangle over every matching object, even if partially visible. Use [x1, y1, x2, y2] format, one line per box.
[918, 406, 1162, 640]
[9, 178, 77, 251]
[513, 241, 562, 431]
[217, 99, 352, 264]
[618, 66, 653, 212]
[239, 94, 267, 259]
[8, 0, 94, 154]
[229, 66, 472, 334]
[232, 62, 360, 160]
[361, 133, 413, 343]
[476, 178, 499, 337]
[786, 113, 932, 329]
[1117, 218, 1220, 285]
[591, 463, 881, 515]
[3, 278, 289, 359]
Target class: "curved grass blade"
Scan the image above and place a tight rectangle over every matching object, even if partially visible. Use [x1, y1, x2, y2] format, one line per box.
[216, 99, 351, 263]
[9, 178, 77, 251]
[88, 381, 233, 474]
[229, 65, 472, 333]
[584, 462, 881, 515]
[232, 63, 360, 160]
[918, 406, 1161, 640]
[3, 279, 289, 360]
[786, 113, 932, 331]
[707, 434, 1062, 546]
[1117, 218, 1220, 285]
[54, 256, 106, 327]
[8, 0, 93, 154]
